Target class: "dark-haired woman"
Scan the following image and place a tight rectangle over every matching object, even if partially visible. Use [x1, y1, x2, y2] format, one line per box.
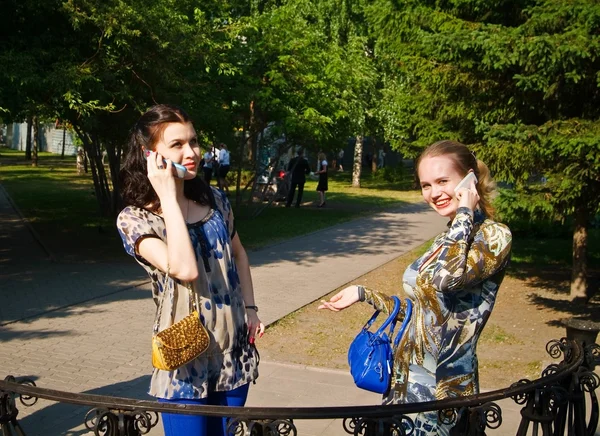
[117, 104, 264, 436]
[319, 140, 512, 435]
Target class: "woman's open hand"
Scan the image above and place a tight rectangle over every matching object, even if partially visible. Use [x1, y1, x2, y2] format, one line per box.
[318, 285, 360, 312]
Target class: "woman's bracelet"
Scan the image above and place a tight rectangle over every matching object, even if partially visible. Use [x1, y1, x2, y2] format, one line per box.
[357, 285, 366, 302]
[245, 305, 258, 312]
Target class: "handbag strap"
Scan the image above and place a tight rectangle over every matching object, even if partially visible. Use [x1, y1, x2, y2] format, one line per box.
[393, 298, 413, 348]
[362, 296, 401, 337]
[153, 271, 197, 334]
[384, 296, 401, 339]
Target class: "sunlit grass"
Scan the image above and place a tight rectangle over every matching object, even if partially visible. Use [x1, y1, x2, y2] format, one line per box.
[510, 232, 600, 269]
[0, 147, 422, 259]
[480, 324, 523, 345]
[0, 148, 121, 261]
[235, 170, 423, 250]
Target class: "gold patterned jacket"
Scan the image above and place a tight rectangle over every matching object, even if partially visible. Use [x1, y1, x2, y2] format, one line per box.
[362, 207, 512, 404]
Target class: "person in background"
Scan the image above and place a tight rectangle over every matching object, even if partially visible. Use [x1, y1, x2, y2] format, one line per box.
[76, 147, 85, 175]
[285, 148, 311, 208]
[377, 147, 386, 169]
[202, 147, 214, 185]
[117, 104, 264, 436]
[212, 145, 220, 180]
[315, 151, 328, 208]
[217, 143, 230, 194]
[338, 149, 344, 172]
[319, 140, 512, 436]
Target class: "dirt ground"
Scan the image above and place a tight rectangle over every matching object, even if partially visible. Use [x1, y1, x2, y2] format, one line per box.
[257, 246, 600, 390]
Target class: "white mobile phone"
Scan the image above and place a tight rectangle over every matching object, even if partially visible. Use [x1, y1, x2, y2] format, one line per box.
[454, 172, 478, 194]
[143, 149, 188, 179]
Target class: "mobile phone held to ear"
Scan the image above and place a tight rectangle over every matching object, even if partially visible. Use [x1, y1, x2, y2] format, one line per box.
[454, 172, 478, 194]
[143, 149, 187, 179]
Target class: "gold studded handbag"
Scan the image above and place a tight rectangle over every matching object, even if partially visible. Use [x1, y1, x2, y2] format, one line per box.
[151, 277, 210, 371]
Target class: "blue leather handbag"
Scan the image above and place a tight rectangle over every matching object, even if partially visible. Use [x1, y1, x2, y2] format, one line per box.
[348, 296, 413, 394]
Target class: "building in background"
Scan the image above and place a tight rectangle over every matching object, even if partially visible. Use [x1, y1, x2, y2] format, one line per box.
[5, 121, 77, 156]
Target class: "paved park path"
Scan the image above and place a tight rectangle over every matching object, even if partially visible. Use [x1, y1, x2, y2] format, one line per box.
[0, 183, 527, 435]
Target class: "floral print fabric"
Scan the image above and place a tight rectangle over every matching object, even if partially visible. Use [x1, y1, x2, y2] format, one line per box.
[117, 188, 259, 399]
[363, 207, 512, 435]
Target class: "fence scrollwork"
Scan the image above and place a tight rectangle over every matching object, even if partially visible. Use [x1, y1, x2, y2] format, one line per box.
[0, 338, 597, 436]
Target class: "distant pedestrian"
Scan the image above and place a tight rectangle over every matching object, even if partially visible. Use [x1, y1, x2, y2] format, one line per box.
[377, 148, 386, 169]
[76, 147, 85, 175]
[202, 148, 214, 185]
[285, 149, 311, 208]
[315, 152, 328, 207]
[338, 149, 344, 172]
[212, 145, 220, 178]
[217, 143, 230, 194]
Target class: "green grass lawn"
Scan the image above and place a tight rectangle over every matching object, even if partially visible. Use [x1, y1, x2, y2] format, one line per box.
[5, 146, 595, 271]
[510, 229, 600, 270]
[0, 148, 422, 261]
[237, 169, 422, 249]
[0, 148, 123, 261]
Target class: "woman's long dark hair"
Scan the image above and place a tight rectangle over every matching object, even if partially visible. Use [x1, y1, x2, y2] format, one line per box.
[119, 104, 212, 211]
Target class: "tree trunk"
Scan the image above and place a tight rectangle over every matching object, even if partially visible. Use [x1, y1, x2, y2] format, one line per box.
[248, 101, 258, 163]
[234, 130, 247, 209]
[25, 116, 32, 160]
[247, 129, 261, 207]
[245, 111, 269, 208]
[61, 127, 66, 158]
[104, 140, 122, 213]
[570, 203, 588, 301]
[371, 138, 377, 173]
[74, 125, 115, 216]
[31, 116, 39, 167]
[352, 135, 363, 188]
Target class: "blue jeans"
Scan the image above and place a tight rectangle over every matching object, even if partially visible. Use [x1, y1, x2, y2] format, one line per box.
[158, 383, 250, 436]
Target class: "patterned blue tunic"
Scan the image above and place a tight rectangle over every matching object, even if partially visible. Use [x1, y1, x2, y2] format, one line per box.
[363, 207, 512, 435]
[116, 188, 259, 400]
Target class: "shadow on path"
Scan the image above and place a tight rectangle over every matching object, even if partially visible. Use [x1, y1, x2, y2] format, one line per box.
[15, 375, 154, 436]
[508, 265, 600, 326]
[249, 203, 440, 268]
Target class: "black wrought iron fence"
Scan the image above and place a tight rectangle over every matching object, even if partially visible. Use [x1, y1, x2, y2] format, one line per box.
[1, 338, 598, 436]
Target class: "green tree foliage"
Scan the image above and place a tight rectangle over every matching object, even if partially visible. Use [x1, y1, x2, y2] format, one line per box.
[250, 0, 376, 146]
[366, 0, 600, 299]
[209, 0, 377, 201]
[0, 0, 250, 214]
[2, 0, 377, 213]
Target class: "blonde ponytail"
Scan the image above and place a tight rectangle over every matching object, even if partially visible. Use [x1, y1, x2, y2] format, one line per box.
[475, 159, 496, 219]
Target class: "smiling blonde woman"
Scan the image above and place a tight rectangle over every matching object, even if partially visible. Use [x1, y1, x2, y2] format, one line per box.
[319, 140, 512, 435]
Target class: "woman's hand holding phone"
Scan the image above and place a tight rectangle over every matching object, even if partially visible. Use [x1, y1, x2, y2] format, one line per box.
[455, 171, 479, 211]
[144, 149, 187, 179]
[146, 151, 179, 202]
